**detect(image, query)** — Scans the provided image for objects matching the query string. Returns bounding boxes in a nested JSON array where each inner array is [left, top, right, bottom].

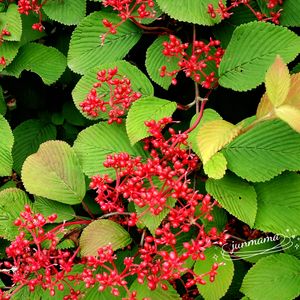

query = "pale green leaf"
[[241, 254, 300, 300], [145, 35, 180, 90], [219, 22, 300, 91], [43, 0, 86, 25], [3, 43, 67, 85], [222, 120, 300, 182], [203, 152, 227, 180], [12, 119, 57, 174], [194, 246, 234, 300], [72, 60, 154, 120], [80, 219, 132, 256], [34, 196, 75, 223], [156, 0, 221, 25], [126, 96, 176, 145], [0, 188, 31, 240], [254, 172, 300, 237], [206, 173, 257, 227], [22, 141, 86, 205], [285, 73, 300, 109], [68, 12, 142, 74], [265, 55, 290, 107], [256, 93, 274, 119], [0, 114, 14, 176], [197, 119, 241, 164], [275, 104, 300, 133], [73, 122, 147, 178]]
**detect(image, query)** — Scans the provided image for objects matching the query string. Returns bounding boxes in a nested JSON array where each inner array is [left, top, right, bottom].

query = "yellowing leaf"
[[265, 56, 290, 107], [197, 120, 241, 164], [256, 93, 275, 120], [275, 105, 300, 133], [284, 73, 300, 109], [203, 152, 227, 179]]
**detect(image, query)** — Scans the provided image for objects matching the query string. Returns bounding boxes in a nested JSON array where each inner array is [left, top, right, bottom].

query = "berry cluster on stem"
[[80, 67, 142, 124], [160, 35, 224, 88]]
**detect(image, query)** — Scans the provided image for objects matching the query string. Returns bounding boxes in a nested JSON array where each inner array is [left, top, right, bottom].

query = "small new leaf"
[[275, 105, 300, 133], [265, 55, 290, 107]]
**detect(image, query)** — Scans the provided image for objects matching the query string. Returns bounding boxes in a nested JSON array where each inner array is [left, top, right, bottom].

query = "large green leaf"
[[156, 0, 221, 25], [206, 173, 257, 227], [126, 97, 177, 145], [203, 152, 227, 180], [68, 12, 142, 74], [145, 35, 180, 90], [222, 120, 300, 182], [80, 219, 132, 256], [12, 119, 57, 174], [240, 254, 300, 300], [130, 280, 181, 300], [194, 246, 234, 300], [34, 196, 75, 223], [219, 22, 300, 91], [0, 114, 14, 176], [43, 0, 86, 25], [254, 172, 300, 237], [22, 141, 86, 205], [72, 60, 154, 120], [73, 122, 147, 178], [0, 4, 22, 41], [0, 188, 31, 240], [3, 43, 67, 85]]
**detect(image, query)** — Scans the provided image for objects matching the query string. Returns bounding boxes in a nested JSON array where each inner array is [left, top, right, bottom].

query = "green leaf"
[[200, 206, 228, 232], [62, 101, 90, 126], [206, 173, 257, 227], [275, 105, 300, 133], [203, 152, 227, 180], [72, 60, 154, 120], [156, 0, 221, 25], [43, 0, 86, 25], [130, 280, 181, 300], [12, 119, 57, 174], [0, 188, 31, 240], [254, 172, 300, 237], [265, 55, 290, 107], [126, 96, 177, 145], [278, 0, 300, 27], [22, 141, 86, 205], [219, 22, 300, 91], [68, 12, 142, 74], [240, 254, 300, 300], [0, 41, 19, 71], [0, 114, 14, 176], [3, 43, 67, 85], [188, 108, 222, 159], [194, 246, 234, 300], [197, 119, 241, 164], [145, 35, 180, 90], [281, 236, 300, 260], [80, 219, 132, 256], [222, 120, 300, 182], [0, 85, 6, 115], [0, 4, 22, 41], [34, 196, 75, 223], [73, 122, 147, 178], [135, 197, 176, 235]]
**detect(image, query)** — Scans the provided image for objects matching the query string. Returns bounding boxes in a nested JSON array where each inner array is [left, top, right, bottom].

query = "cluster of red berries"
[[80, 67, 142, 124], [208, 0, 284, 24], [17, 0, 44, 31], [160, 35, 224, 89], [101, 0, 156, 42]]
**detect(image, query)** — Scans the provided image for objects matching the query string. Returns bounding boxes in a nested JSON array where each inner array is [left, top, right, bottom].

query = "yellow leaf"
[[275, 105, 300, 133], [265, 55, 290, 107], [203, 152, 227, 179], [284, 73, 300, 109], [197, 120, 241, 164], [256, 93, 275, 119]]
